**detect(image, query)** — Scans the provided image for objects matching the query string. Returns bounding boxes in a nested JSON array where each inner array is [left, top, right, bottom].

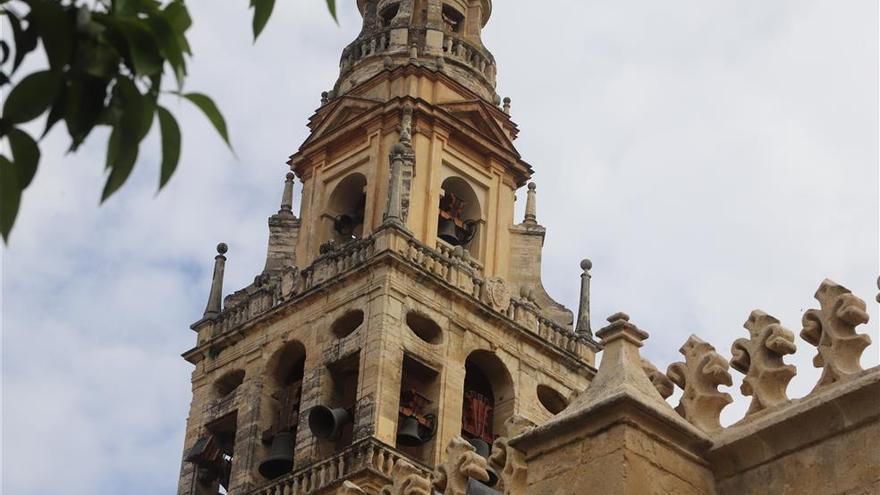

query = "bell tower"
[[177, 2, 598, 494]]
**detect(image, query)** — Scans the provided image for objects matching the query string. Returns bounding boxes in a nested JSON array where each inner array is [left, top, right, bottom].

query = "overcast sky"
[[2, 1, 878, 493]]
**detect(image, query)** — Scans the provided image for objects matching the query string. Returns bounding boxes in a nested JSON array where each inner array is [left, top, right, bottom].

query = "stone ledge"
[[708, 366, 880, 480]]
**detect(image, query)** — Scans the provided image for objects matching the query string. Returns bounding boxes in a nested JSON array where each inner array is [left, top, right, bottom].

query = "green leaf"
[[101, 124, 140, 202], [0, 155, 20, 243], [251, 0, 275, 41], [6, 128, 40, 189], [145, 13, 186, 87], [65, 75, 111, 151], [101, 77, 155, 202], [326, 0, 338, 22], [6, 11, 38, 73], [2, 70, 61, 124], [156, 105, 181, 190], [111, 17, 164, 76], [26, 0, 74, 70], [162, 1, 192, 33], [181, 92, 232, 150]]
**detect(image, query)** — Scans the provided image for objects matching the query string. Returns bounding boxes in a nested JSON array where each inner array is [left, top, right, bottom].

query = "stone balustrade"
[[201, 227, 591, 364], [249, 438, 430, 495], [441, 32, 497, 85], [340, 29, 395, 73]]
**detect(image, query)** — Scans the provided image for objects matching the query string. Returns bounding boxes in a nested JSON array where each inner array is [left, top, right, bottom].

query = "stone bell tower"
[[177, 1, 598, 494]]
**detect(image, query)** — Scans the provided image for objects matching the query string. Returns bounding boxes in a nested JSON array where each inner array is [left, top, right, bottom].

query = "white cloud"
[[2, 0, 877, 492]]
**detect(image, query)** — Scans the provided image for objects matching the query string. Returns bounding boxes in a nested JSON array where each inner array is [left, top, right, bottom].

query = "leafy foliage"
[[0, 0, 338, 244]]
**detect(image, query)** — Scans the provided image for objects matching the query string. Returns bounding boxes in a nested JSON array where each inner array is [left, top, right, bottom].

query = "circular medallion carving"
[[484, 277, 511, 311]]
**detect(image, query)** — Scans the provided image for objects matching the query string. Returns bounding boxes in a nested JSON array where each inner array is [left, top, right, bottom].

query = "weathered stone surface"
[[433, 437, 491, 495]]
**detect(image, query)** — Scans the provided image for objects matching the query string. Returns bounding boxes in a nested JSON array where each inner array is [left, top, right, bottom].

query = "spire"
[[264, 173, 300, 272], [524, 182, 537, 224], [576, 259, 592, 337], [279, 172, 295, 215], [203, 243, 228, 320]]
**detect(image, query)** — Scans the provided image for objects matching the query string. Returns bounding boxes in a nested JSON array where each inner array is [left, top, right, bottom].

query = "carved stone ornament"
[[433, 437, 491, 495], [484, 277, 512, 312], [489, 437, 527, 495], [379, 459, 432, 495], [667, 335, 733, 434], [801, 279, 872, 389], [730, 310, 797, 417], [641, 358, 674, 400], [336, 481, 367, 495]]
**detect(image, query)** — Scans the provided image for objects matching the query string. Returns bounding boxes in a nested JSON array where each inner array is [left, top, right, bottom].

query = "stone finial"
[[409, 43, 419, 60], [489, 437, 527, 494], [523, 182, 537, 224], [575, 259, 593, 337], [321, 91, 330, 105], [502, 97, 511, 115], [203, 243, 228, 319], [279, 172, 295, 215], [379, 459, 432, 495], [667, 335, 733, 434], [730, 310, 797, 417], [801, 279, 872, 389], [641, 358, 674, 399], [433, 437, 491, 495], [337, 481, 367, 495]]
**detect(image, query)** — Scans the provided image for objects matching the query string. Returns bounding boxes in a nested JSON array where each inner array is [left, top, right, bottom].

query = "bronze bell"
[[396, 415, 424, 447], [308, 406, 351, 440], [438, 217, 460, 245], [466, 437, 499, 487], [258, 430, 294, 480]]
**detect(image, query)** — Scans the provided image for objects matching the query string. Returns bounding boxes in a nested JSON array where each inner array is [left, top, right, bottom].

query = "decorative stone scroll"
[[489, 437, 527, 494], [379, 459, 432, 495], [641, 358, 674, 400], [667, 336, 733, 434], [801, 279, 872, 389], [433, 437, 491, 495], [730, 310, 797, 417]]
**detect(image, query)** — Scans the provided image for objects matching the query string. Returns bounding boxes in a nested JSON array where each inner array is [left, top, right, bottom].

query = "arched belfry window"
[[325, 173, 367, 245], [437, 176, 481, 256], [442, 4, 464, 33], [257, 341, 306, 480], [380, 2, 399, 27], [461, 350, 514, 452]]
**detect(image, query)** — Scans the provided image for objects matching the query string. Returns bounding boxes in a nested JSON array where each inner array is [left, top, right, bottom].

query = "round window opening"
[[214, 369, 245, 398], [537, 385, 568, 415], [405, 312, 443, 344], [332, 310, 365, 338]]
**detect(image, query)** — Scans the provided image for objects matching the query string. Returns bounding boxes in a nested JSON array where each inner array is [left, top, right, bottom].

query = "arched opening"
[[213, 369, 245, 399], [258, 341, 306, 480], [331, 310, 365, 339], [310, 352, 360, 458], [405, 311, 443, 344], [442, 4, 464, 33], [537, 385, 568, 415], [380, 2, 399, 27], [461, 350, 514, 449], [324, 173, 367, 245], [395, 355, 440, 465], [437, 177, 481, 257]]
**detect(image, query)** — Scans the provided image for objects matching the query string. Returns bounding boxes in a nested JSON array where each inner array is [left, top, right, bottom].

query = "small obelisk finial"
[[503, 97, 512, 115], [203, 243, 228, 320], [576, 259, 593, 337], [279, 172, 295, 215], [524, 182, 537, 224]]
